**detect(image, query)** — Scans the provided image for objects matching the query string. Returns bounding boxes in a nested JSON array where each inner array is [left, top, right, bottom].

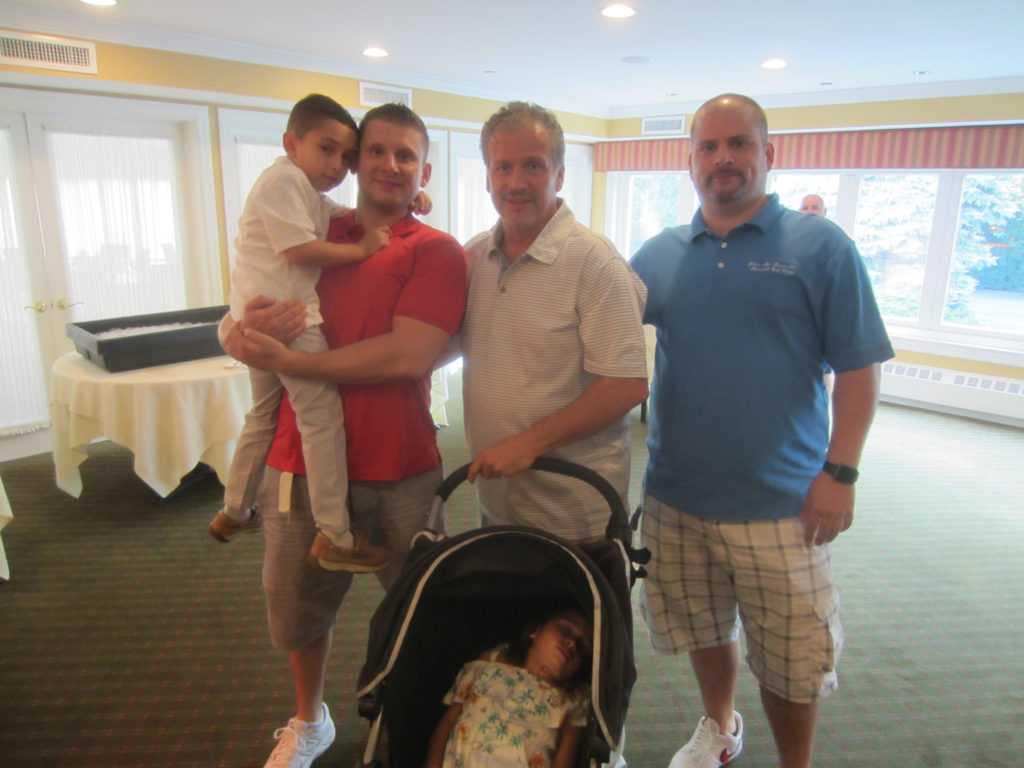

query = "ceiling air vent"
[[0, 29, 97, 74], [641, 115, 686, 136], [359, 81, 413, 109]]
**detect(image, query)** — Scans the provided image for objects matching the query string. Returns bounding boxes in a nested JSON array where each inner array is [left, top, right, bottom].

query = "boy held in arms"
[[210, 93, 426, 573]]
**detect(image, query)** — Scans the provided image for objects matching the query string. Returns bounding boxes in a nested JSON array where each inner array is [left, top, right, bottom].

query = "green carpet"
[[0, 385, 1021, 767]]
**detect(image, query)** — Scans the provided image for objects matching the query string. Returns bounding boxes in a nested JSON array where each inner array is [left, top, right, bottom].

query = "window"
[[48, 129, 187, 318], [449, 130, 492, 245], [945, 173, 1024, 335], [219, 109, 357, 270], [768, 173, 841, 222], [852, 173, 940, 322], [604, 171, 697, 259], [418, 130, 448, 234], [773, 169, 1024, 361], [450, 130, 594, 247], [606, 166, 1024, 363], [561, 142, 595, 228]]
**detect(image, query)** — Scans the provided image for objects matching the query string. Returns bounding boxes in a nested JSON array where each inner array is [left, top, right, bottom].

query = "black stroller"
[[355, 457, 648, 768]]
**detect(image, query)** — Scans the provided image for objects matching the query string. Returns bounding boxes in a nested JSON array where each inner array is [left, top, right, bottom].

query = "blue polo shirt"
[[631, 194, 893, 521]]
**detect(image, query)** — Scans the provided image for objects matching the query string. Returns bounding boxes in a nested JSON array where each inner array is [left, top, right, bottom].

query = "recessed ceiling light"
[[362, 47, 389, 58], [761, 57, 788, 70], [601, 3, 637, 18], [621, 56, 652, 64], [81, 0, 116, 6]]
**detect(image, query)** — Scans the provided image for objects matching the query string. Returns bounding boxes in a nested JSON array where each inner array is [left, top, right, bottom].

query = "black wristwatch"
[[822, 461, 859, 484]]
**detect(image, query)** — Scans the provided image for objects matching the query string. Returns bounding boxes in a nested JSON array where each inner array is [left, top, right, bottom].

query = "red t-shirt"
[[266, 212, 467, 482]]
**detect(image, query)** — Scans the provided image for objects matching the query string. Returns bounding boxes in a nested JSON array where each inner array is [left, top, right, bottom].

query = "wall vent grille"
[[359, 81, 413, 108], [0, 30, 97, 74], [641, 115, 686, 135]]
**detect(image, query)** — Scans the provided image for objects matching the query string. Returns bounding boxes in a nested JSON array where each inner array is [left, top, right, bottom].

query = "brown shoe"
[[308, 532, 390, 573], [208, 508, 262, 542]]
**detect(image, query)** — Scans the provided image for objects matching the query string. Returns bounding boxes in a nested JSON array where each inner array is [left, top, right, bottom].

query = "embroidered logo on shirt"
[[748, 260, 796, 275]]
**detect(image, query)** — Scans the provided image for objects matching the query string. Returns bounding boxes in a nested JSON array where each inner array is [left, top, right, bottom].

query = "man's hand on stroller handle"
[[467, 433, 541, 482]]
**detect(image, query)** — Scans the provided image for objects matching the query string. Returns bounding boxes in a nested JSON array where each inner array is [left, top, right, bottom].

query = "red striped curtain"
[[594, 125, 1024, 172]]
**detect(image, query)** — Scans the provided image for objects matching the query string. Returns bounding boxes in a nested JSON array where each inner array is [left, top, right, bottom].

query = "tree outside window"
[[945, 173, 1024, 335], [853, 173, 939, 321]]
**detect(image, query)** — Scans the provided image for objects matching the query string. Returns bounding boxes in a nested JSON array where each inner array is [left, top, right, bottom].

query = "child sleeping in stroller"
[[423, 609, 594, 768]]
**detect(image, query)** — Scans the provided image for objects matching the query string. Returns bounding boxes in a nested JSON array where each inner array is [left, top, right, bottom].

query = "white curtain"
[[235, 137, 280, 211], [47, 128, 186, 321], [0, 127, 48, 436], [454, 153, 493, 244], [234, 136, 356, 221]]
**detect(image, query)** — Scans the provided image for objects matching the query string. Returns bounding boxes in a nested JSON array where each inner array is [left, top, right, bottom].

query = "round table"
[[50, 352, 253, 498]]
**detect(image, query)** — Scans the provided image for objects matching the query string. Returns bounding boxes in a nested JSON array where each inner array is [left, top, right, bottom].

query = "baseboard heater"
[[880, 362, 1024, 428]]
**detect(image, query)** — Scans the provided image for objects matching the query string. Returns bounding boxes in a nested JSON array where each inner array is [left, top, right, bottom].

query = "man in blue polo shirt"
[[631, 93, 893, 768]]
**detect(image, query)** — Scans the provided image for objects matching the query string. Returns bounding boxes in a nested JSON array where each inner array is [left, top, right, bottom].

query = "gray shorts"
[[639, 494, 842, 703], [260, 465, 443, 651]]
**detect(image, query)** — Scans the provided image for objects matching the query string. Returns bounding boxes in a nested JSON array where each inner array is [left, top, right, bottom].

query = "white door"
[[0, 90, 222, 461]]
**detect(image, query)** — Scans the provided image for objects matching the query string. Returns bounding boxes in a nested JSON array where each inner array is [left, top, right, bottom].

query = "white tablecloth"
[[0, 474, 11, 581], [50, 351, 457, 499], [430, 360, 461, 427], [51, 353, 253, 498]]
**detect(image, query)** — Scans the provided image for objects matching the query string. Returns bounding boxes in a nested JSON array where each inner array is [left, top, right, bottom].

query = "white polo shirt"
[[461, 202, 648, 543], [228, 156, 347, 325]]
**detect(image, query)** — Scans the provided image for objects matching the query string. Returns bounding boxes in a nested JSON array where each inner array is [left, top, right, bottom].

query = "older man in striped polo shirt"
[[461, 101, 649, 544]]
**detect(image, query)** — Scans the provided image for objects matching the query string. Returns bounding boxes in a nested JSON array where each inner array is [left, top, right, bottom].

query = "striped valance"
[[594, 124, 1024, 172]]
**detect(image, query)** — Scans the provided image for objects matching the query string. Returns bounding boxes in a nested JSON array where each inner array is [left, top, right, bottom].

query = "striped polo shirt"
[[461, 202, 648, 543]]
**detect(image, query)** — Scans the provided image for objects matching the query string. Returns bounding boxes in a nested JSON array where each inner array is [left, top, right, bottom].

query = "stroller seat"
[[356, 458, 648, 768]]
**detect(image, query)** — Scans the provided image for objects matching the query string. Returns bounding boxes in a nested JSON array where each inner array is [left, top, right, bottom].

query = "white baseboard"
[[0, 429, 52, 463]]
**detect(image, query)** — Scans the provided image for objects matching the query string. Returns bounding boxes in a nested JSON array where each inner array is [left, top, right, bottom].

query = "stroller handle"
[[434, 456, 633, 546]]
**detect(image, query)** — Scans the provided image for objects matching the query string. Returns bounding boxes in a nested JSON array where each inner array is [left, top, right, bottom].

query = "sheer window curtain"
[[46, 127, 186, 320], [450, 133, 594, 246], [228, 133, 357, 264], [0, 127, 48, 436]]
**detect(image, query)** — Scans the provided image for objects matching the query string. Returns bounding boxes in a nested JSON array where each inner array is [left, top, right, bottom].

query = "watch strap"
[[823, 460, 859, 484]]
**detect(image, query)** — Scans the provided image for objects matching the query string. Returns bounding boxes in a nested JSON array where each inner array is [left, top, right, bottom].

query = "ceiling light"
[[81, 0, 117, 5], [621, 56, 652, 64], [601, 3, 637, 18], [362, 47, 389, 58], [761, 57, 788, 70], [912, 70, 930, 76]]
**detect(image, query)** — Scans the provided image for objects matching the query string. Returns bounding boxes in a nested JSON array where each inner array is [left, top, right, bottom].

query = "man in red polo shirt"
[[225, 103, 466, 768]]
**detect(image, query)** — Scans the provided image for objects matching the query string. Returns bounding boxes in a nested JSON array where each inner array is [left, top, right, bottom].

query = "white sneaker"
[[264, 703, 336, 768], [668, 713, 743, 768]]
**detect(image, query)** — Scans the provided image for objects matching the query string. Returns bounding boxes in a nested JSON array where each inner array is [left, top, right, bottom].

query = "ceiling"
[[4, 0, 1024, 119]]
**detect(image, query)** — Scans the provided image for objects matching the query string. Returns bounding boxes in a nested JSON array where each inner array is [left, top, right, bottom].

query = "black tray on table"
[[65, 305, 229, 373]]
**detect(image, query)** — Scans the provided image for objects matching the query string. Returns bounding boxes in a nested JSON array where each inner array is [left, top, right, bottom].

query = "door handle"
[[57, 298, 85, 310], [24, 301, 48, 312]]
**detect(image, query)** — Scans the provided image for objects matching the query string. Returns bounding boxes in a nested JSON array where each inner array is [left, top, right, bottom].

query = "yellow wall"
[[0, 38, 607, 133], [891, 351, 1022, 379]]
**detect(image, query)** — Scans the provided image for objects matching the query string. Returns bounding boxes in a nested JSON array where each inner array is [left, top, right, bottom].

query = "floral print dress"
[[441, 649, 590, 768]]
